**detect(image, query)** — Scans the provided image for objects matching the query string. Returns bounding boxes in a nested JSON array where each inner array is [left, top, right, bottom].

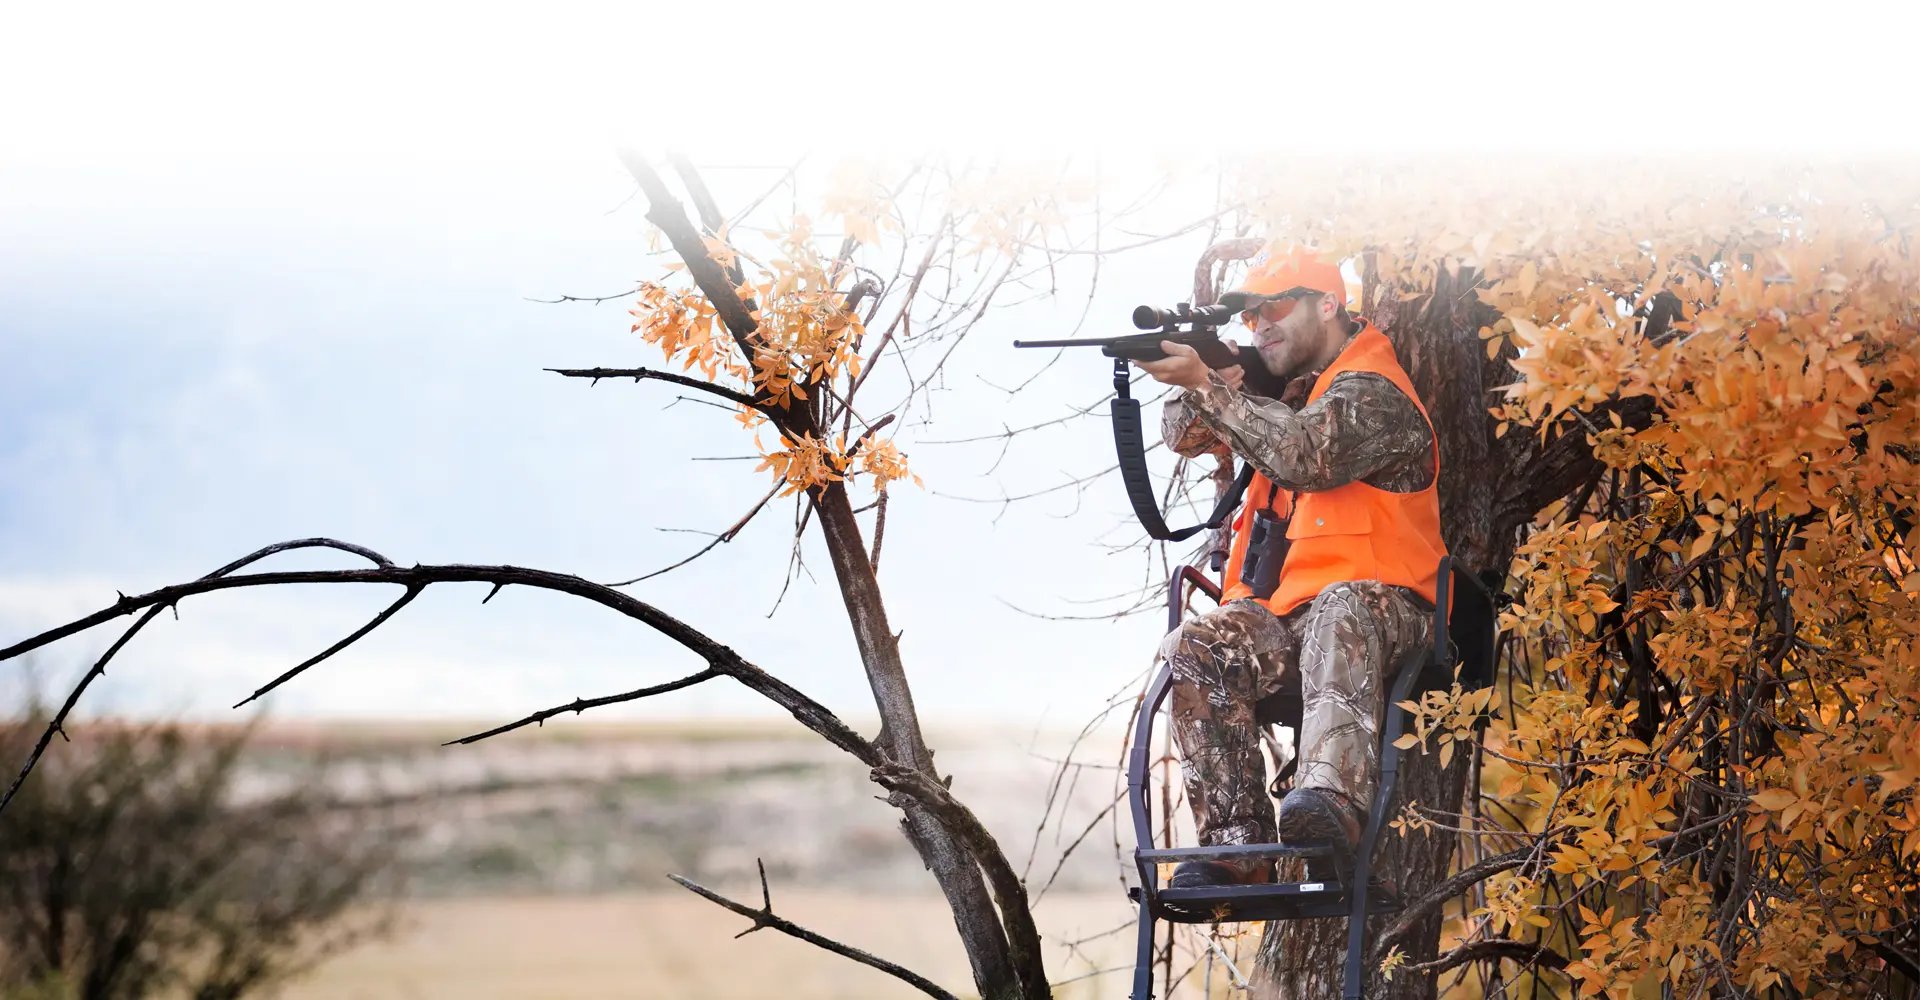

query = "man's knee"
[[1303, 581, 1377, 635], [1302, 580, 1431, 675], [1158, 599, 1265, 663]]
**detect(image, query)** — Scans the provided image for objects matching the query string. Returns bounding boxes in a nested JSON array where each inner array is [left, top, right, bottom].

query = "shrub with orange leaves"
[[1328, 162, 1920, 999]]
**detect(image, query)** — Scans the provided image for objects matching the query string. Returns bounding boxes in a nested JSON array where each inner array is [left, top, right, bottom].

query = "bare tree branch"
[[525, 286, 646, 306], [0, 543, 884, 815], [873, 763, 1050, 1000], [1405, 938, 1570, 976], [606, 483, 783, 586], [546, 366, 762, 411], [446, 669, 722, 745], [846, 214, 950, 408], [233, 584, 423, 708], [725, 156, 807, 232], [1, 537, 393, 812], [1191, 236, 1264, 307], [616, 150, 761, 359], [669, 861, 961, 1000], [668, 154, 730, 244], [1376, 845, 1544, 954]]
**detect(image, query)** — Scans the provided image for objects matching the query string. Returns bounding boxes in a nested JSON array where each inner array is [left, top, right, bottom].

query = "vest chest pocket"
[[1285, 498, 1372, 539]]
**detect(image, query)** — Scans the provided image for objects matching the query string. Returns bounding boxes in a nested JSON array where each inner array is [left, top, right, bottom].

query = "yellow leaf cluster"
[[856, 437, 921, 493], [755, 431, 849, 498], [1346, 161, 1920, 997], [628, 280, 741, 381], [742, 217, 868, 406], [628, 214, 907, 496], [820, 159, 904, 247]]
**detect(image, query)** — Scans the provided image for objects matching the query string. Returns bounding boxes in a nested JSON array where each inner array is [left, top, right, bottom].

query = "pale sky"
[[2, 1, 1912, 728]]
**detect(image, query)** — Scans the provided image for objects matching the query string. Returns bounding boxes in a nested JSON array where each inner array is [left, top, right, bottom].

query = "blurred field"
[[281, 891, 1141, 1000], [232, 719, 1171, 999]]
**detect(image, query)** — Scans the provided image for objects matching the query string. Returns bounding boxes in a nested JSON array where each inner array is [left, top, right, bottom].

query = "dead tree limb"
[[546, 366, 763, 411], [873, 763, 1048, 1000], [447, 669, 724, 745], [0, 543, 883, 813], [1405, 938, 1570, 976], [1374, 845, 1544, 955], [669, 861, 961, 1000]]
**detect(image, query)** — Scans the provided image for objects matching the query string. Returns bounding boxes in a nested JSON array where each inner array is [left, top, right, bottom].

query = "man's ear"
[[1318, 293, 1342, 322]]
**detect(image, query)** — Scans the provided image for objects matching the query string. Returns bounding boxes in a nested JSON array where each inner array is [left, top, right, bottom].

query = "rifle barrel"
[[1011, 338, 1119, 349]]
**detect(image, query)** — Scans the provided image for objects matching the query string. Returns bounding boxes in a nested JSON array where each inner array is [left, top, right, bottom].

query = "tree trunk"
[[809, 480, 1028, 999], [1254, 266, 1524, 1000], [623, 150, 1030, 1000]]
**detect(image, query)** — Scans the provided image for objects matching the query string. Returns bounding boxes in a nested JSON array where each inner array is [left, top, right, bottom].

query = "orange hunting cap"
[[1229, 243, 1347, 306]]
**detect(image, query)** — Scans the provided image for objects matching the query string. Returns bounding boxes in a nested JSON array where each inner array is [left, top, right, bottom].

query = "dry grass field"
[[281, 891, 1142, 1000], [234, 719, 1202, 999]]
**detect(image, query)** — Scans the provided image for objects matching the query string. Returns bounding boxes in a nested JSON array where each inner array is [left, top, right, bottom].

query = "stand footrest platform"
[[1151, 880, 1402, 923], [1137, 842, 1335, 863]]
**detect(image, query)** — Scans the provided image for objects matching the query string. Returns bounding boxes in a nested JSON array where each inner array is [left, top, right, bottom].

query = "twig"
[[445, 669, 721, 744], [1049, 965, 1131, 988], [869, 490, 890, 574], [233, 585, 424, 708], [525, 287, 645, 306], [668, 862, 960, 1000], [606, 483, 782, 586], [547, 366, 761, 411]]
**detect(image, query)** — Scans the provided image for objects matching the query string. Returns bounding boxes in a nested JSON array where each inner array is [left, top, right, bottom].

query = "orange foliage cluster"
[[1349, 164, 1920, 998], [630, 214, 909, 499]]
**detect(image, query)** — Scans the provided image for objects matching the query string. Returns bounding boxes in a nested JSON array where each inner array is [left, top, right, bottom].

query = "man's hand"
[[1134, 341, 1242, 392]]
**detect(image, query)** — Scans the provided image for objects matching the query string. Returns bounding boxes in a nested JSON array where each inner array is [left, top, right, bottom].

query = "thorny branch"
[[0, 539, 883, 814], [669, 861, 961, 1000], [447, 669, 723, 745], [547, 366, 764, 411]]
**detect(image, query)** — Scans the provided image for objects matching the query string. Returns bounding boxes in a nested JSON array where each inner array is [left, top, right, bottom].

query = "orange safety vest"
[[1219, 324, 1447, 616]]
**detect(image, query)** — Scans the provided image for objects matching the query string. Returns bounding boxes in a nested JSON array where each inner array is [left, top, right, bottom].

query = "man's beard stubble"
[[1253, 309, 1326, 381]]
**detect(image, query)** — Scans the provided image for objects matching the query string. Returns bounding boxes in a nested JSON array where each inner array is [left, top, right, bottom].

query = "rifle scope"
[[1132, 301, 1236, 330]]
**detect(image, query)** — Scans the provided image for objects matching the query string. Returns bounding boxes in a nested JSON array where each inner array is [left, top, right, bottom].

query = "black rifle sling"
[[1110, 359, 1253, 541]]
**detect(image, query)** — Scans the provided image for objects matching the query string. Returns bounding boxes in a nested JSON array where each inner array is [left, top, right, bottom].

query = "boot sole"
[[1277, 798, 1358, 882]]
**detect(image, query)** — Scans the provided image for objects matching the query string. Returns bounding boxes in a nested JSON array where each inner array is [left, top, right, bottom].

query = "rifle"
[[1012, 298, 1287, 399], [1013, 298, 1282, 550]]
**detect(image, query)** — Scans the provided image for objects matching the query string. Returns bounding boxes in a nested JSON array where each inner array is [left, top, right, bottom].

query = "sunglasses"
[[1238, 287, 1322, 328]]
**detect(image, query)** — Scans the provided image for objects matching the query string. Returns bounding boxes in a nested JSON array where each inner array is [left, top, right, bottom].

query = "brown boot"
[[1275, 787, 1362, 853], [1168, 858, 1274, 889]]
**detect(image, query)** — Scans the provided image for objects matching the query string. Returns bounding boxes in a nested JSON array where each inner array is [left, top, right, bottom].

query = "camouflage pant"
[[1159, 581, 1433, 846]]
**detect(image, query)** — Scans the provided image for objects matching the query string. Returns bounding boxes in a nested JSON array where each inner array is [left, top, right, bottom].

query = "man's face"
[[1248, 293, 1329, 378]]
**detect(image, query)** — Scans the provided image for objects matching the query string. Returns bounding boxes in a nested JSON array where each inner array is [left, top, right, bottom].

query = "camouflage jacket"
[[1161, 336, 1435, 495]]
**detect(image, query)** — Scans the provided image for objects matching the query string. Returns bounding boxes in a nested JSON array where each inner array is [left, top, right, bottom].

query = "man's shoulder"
[[1323, 370, 1421, 414]]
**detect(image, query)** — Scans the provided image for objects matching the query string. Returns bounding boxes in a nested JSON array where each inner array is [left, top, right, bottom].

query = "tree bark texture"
[[810, 480, 1036, 999], [1253, 265, 1554, 1000]]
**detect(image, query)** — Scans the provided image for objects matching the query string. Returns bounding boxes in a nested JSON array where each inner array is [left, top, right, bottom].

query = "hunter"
[[1136, 244, 1446, 888]]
